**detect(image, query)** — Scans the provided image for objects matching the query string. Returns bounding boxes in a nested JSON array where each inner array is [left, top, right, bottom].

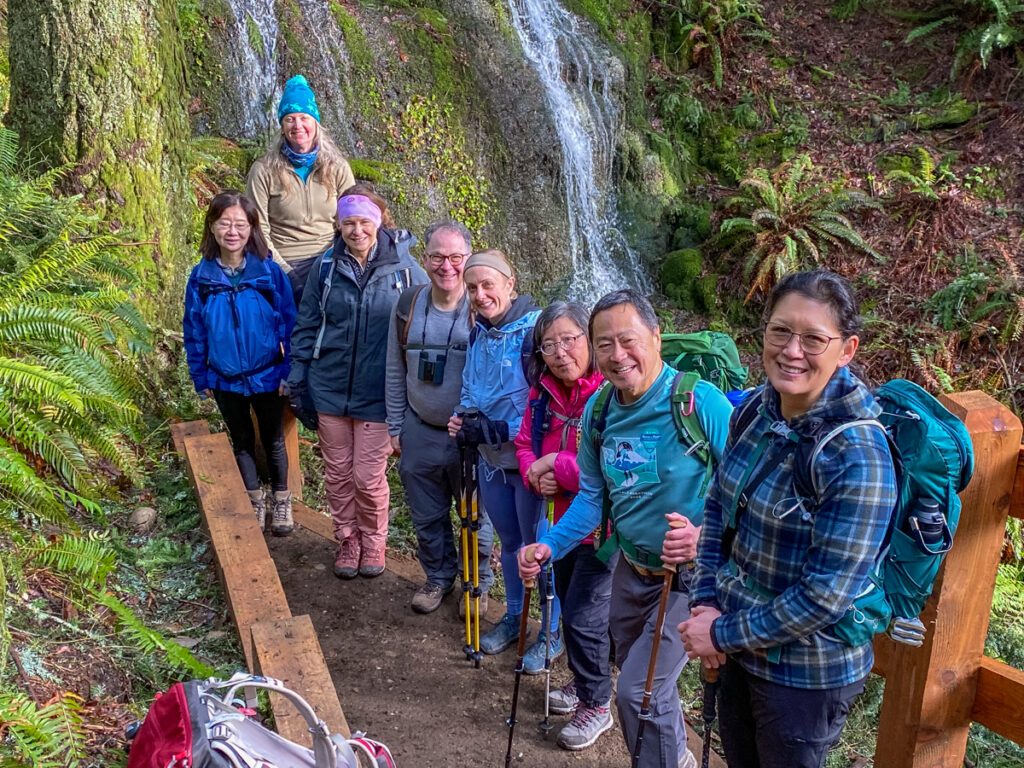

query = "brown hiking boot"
[[359, 546, 386, 578], [333, 537, 361, 579], [458, 593, 489, 620], [247, 489, 266, 532], [411, 582, 453, 614], [270, 490, 293, 536]]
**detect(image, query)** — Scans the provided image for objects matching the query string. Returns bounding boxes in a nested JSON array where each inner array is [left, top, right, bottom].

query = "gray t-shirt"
[[385, 288, 470, 434]]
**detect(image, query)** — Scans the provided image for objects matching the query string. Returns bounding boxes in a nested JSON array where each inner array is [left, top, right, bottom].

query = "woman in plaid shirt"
[[665, 270, 898, 768]]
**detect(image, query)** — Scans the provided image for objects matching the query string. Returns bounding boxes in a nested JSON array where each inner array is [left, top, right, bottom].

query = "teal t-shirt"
[[540, 363, 732, 567]]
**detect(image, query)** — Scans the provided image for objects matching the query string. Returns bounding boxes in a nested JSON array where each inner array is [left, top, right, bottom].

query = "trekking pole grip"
[[522, 544, 538, 589], [665, 518, 688, 574]]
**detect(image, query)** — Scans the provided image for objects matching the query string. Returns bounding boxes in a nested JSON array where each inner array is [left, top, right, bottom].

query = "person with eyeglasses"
[[512, 301, 617, 751], [447, 250, 542, 656], [664, 270, 897, 768], [183, 190, 297, 534], [385, 220, 494, 614]]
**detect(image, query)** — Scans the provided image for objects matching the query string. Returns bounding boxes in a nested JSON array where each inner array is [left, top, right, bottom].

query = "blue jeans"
[[553, 543, 616, 706], [477, 460, 559, 625], [717, 659, 866, 768]]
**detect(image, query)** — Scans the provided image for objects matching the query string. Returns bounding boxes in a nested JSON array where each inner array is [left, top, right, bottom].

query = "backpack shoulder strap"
[[793, 418, 888, 504], [520, 329, 535, 379], [669, 371, 714, 498], [590, 382, 616, 556], [529, 389, 550, 459], [396, 284, 427, 350]]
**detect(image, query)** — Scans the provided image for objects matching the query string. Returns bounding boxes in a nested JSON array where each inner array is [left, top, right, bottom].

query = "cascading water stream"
[[221, 0, 280, 138], [294, 0, 359, 153], [506, 0, 651, 303]]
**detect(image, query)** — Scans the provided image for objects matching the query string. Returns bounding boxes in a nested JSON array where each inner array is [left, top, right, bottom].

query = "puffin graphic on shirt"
[[602, 432, 660, 489]]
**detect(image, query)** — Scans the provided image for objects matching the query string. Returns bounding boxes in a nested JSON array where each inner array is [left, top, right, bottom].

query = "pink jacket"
[[514, 369, 605, 531]]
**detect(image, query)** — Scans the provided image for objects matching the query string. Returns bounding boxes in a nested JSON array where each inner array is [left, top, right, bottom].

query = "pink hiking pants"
[[317, 414, 391, 552]]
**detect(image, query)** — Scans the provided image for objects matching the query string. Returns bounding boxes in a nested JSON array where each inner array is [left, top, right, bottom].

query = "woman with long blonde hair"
[[247, 75, 355, 301]]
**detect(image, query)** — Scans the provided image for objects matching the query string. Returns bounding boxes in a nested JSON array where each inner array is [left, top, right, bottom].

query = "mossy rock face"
[[662, 248, 703, 310]]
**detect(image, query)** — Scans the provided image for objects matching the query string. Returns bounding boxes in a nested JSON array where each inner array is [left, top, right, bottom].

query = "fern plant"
[[669, 0, 767, 88], [0, 690, 86, 768], [882, 147, 958, 201], [0, 127, 148, 529], [905, 0, 1024, 78], [714, 154, 881, 300]]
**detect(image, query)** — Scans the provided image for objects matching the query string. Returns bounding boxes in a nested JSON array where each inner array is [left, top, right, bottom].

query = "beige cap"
[[464, 249, 513, 278]]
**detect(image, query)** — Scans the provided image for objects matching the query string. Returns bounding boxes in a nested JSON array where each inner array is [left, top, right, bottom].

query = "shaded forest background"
[[0, 1, 1022, 766]]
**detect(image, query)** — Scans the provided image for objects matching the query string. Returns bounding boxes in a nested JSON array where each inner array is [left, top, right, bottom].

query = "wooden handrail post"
[[873, 391, 1022, 767]]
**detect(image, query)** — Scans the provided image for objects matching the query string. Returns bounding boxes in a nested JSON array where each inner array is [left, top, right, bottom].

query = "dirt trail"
[[268, 525, 716, 767]]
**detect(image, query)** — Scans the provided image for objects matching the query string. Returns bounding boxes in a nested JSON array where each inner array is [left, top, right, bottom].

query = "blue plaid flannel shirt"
[[692, 366, 897, 689]]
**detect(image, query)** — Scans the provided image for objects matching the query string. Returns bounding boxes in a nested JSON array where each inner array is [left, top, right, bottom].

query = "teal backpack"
[[660, 331, 748, 394], [728, 379, 974, 648], [589, 332, 748, 568]]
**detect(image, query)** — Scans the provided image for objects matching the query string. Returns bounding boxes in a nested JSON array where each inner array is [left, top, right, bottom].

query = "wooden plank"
[[170, 419, 209, 454], [183, 432, 291, 669], [972, 656, 1024, 746], [251, 615, 350, 746], [283, 409, 303, 498], [1010, 447, 1024, 520], [874, 391, 1022, 768], [293, 499, 335, 542]]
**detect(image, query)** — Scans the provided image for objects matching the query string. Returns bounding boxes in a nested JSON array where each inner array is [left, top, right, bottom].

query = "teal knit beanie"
[[278, 75, 320, 123]]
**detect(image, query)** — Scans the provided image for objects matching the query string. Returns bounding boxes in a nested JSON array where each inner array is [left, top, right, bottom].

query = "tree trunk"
[[7, 0, 192, 323]]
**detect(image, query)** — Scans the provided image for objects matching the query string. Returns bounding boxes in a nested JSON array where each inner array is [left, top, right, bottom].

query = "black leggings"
[[213, 390, 289, 492]]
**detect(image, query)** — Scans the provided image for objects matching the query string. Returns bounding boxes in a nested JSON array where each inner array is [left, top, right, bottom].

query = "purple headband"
[[337, 194, 382, 228]]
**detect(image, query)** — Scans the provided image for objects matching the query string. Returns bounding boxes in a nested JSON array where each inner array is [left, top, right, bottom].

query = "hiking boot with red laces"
[[359, 546, 385, 578], [556, 700, 613, 751], [333, 537, 361, 579]]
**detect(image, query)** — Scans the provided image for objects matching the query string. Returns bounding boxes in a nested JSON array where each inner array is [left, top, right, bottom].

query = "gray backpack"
[[127, 672, 395, 768]]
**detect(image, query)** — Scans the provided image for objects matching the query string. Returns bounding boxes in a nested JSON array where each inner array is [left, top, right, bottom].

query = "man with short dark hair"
[[386, 221, 493, 614], [520, 290, 732, 768]]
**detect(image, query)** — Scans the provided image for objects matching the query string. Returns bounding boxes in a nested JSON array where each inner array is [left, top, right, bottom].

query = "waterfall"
[[218, 1, 356, 152], [506, 0, 650, 303], [293, 1, 359, 154], [221, 0, 280, 139]]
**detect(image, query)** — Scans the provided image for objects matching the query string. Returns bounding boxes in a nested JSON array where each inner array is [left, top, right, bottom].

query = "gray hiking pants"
[[611, 558, 691, 768], [398, 411, 493, 592]]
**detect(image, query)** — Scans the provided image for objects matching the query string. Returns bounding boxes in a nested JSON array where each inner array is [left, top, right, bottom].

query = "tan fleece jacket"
[[246, 155, 355, 270]]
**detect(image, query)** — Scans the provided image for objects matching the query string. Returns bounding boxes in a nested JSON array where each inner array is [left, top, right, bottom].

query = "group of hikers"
[[182, 75, 905, 768]]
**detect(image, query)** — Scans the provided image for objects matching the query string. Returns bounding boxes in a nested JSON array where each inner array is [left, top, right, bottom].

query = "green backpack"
[[660, 331, 748, 394]]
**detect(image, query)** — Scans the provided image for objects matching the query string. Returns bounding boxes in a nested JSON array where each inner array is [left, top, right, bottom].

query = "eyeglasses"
[[426, 252, 468, 266], [763, 323, 841, 356], [539, 332, 586, 356], [214, 220, 251, 233]]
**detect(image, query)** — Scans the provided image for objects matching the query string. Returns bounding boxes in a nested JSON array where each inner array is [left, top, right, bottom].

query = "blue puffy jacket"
[[459, 295, 541, 469], [183, 255, 297, 396]]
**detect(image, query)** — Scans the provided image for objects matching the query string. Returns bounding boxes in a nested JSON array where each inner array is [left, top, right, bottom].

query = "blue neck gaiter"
[[282, 143, 319, 182]]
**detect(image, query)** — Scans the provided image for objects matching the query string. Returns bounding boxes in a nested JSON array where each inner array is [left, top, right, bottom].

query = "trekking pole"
[[631, 518, 686, 768], [467, 453, 484, 667], [701, 666, 720, 768], [539, 498, 556, 737], [505, 545, 537, 767], [456, 433, 474, 663]]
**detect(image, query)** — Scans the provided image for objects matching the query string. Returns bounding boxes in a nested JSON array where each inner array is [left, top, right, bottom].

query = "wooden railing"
[[871, 391, 1024, 767]]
